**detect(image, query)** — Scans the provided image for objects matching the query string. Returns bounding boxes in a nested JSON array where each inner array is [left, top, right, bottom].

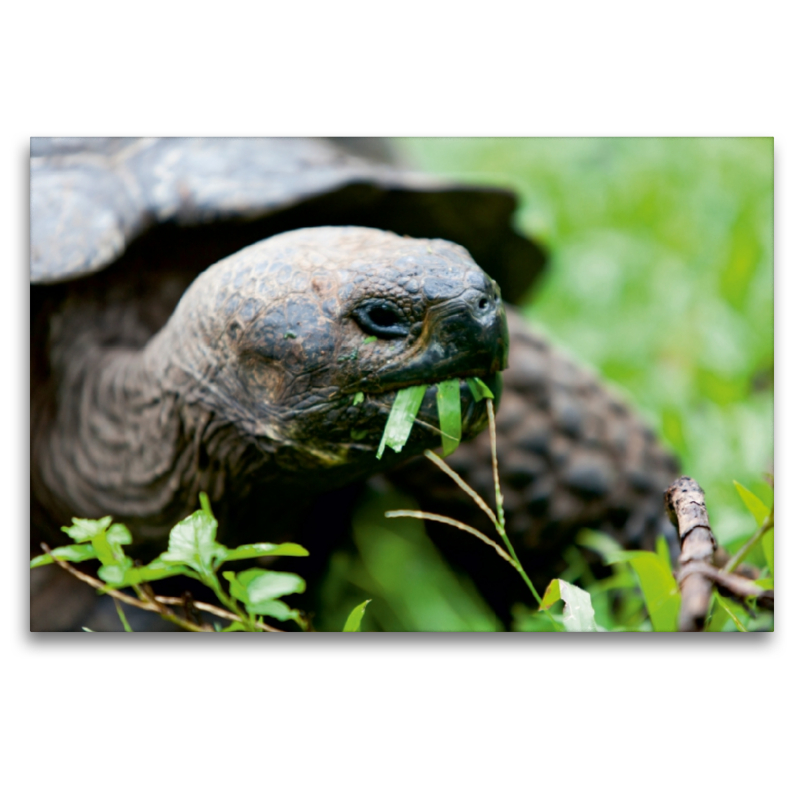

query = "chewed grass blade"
[[436, 379, 462, 456], [466, 376, 494, 401], [376, 384, 428, 459]]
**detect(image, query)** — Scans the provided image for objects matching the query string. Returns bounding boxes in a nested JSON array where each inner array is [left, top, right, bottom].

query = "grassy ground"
[[324, 138, 774, 631]]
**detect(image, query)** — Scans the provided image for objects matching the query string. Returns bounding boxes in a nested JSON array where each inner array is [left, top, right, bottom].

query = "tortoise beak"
[[367, 288, 509, 390]]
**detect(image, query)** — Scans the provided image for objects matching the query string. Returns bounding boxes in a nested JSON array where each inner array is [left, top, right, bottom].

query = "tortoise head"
[[152, 226, 508, 476]]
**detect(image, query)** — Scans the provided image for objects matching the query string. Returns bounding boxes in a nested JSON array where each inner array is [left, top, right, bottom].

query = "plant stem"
[[39, 543, 280, 632], [723, 509, 774, 574], [202, 572, 258, 632], [486, 400, 546, 609]]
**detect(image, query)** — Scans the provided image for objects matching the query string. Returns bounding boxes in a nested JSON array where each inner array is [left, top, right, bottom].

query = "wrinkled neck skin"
[[35, 301, 277, 543], [35, 271, 398, 544]]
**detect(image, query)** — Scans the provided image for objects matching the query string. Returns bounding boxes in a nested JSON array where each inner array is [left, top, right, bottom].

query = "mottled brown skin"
[[31, 227, 508, 547]]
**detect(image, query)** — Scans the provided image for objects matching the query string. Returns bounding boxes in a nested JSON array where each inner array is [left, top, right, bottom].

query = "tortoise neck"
[[35, 332, 249, 542]]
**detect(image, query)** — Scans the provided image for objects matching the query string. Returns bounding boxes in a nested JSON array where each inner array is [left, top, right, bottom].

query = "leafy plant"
[[31, 493, 370, 632]]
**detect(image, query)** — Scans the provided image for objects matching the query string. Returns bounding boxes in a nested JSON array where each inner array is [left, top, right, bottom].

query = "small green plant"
[[30, 493, 370, 632]]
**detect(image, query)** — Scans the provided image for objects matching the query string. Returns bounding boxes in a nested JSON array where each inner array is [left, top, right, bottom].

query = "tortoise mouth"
[[344, 370, 502, 455], [359, 370, 502, 408]]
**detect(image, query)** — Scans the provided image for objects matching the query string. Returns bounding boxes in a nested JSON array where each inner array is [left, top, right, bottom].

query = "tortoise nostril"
[[478, 296, 490, 311]]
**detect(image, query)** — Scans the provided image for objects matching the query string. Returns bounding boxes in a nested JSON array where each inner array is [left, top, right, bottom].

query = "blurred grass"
[[398, 137, 773, 544]]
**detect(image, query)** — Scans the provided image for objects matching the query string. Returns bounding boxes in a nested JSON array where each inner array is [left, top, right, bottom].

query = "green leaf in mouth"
[[372, 376, 494, 460], [466, 376, 494, 401], [376, 384, 428, 459], [436, 379, 462, 456]]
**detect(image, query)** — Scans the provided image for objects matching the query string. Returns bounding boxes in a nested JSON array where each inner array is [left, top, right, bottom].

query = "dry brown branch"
[[664, 477, 773, 631], [678, 562, 773, 611], [665, 477, 718, 631], [39, 544, 281, 632]]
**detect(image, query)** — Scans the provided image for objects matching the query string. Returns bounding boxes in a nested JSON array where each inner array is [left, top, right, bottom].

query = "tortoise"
[[30, 137, 678, 630]]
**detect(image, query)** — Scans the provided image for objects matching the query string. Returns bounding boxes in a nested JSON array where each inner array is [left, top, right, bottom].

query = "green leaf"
[[61, 516, 113, 543], [224, 569, 303, 620], [605, 551, 680, 632], [102, 556, 191, 588], [221, 621, 248, 632], [540, 579, 600, 632], [248, 599, 299, 620], [655, 534, 672, 571], [225, 568, 306, 604], [363, 336, 377, 345], [715, 593, 748, 632], [162, 507, 226, 574], [436, 379, 462, 456], [575, 529, 622, 560], [762, 527, 774, 576], [91, 523, 133, 567], [376, 384, 427, 459], [352, 391, 365, 406], [30, 543, 97, 568], [343, 600, 371, 632], [223, 542, 310, 561], [465, 376, 494, 401], [733, 480, 770, 526], [705, 594, 730, 632], [98, 564, 130, 584]]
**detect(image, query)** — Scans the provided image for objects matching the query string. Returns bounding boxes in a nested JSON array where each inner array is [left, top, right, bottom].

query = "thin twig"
[[385, 510, 516, 565], [486, 400, 545, 607], [152, 595, 282, 632], [39, 544, 281, 632], [724, 509, 774, 574], [679, 562, 773, 611], [422, 449, 499, 529]]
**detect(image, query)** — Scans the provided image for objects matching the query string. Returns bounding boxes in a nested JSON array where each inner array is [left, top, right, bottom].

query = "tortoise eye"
[[352, 300, 409, 339]]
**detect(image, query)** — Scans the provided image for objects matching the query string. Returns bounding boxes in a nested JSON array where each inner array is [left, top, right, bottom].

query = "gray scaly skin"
[[32, 226, 508, 546]]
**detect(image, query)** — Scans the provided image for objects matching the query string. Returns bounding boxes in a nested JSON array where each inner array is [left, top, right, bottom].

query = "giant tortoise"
[[30, 137, 678, 630]]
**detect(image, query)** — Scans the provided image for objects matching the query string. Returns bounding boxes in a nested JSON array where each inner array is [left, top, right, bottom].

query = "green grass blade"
[[605, 551, 680, 632], [342, 599, 371, 632], [114, 599, 134, 632], [733, 480, 770, 526], [436, 379, 462, 456], [714, 593, 748, 632], [465, 376, 494, 401], [376, 384, 428, 459]]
